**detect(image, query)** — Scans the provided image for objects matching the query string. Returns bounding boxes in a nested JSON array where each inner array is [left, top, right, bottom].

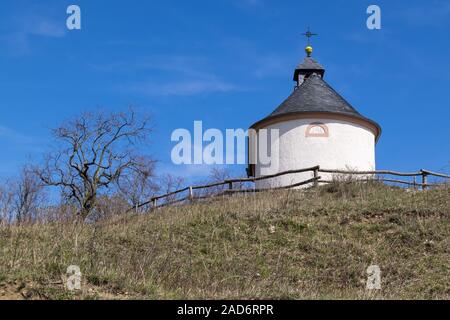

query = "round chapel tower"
[[248, 45, 381, 188]]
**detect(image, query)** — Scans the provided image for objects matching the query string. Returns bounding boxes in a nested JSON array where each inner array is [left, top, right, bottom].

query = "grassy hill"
[[0, 181, 449, 300]]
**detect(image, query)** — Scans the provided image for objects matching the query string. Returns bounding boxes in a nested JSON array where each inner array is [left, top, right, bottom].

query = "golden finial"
[[302, 27, 317, 57]]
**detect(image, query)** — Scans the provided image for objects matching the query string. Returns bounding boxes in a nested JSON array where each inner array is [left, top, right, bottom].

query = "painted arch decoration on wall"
[[305, 122, 329, 137]]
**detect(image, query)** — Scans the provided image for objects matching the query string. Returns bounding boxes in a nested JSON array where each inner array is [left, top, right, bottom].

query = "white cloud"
[[91, 55, 215, 79], [0, 125, 45, 153], [232, 0, 265, 9], [0, 125, 35, 144], [399, 1, 450, 26], [11, 7, 65, 38], [0, 9, 65, 55], [100, 55, 242, 96], [26, 19, 65, 38], [129, 80, 238, 96], [253, 54, 290, 78]]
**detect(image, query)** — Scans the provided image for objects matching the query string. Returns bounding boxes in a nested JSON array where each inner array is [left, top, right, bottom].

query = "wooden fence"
[[134, 166, 450, 211]]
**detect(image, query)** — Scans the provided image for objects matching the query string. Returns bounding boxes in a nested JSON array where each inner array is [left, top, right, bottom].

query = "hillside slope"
[[0, 182, 449, 300]]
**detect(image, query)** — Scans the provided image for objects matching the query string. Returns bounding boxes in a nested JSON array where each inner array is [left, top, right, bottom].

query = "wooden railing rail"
[[133, 166, 449, 211]]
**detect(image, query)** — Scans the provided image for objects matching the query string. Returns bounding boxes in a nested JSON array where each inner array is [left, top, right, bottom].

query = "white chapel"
[[247, 39, 381, 188]]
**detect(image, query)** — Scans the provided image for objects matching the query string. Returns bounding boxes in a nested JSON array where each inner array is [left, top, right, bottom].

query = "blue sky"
[[0, 0, 449, 183]]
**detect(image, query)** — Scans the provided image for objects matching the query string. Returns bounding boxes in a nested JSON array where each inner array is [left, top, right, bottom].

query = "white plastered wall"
[[254, 117, 376, 188]]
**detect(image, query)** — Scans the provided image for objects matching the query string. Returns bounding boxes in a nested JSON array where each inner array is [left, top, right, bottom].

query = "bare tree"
[[116, 156, 159, 211], [37, 108, 153, 219], [0, 166, 46, 225], [91, 194, 130, 221], [11, 166, 46, 224], [158, 174, 185, 204], [200, 167, 244, 196], [209, 167, 232, 183], [0, 182, 14, 226]]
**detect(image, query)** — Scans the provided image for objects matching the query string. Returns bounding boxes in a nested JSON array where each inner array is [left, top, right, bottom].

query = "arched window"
[[306, 122, 329, 137]]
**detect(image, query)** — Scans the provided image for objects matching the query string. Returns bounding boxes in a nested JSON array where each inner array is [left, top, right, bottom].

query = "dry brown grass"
[[0, 182, 449, 300]]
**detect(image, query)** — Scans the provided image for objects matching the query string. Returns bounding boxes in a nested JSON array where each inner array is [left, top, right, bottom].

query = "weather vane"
[[302, 27, 317, 57], [302, 27, 317, 46]]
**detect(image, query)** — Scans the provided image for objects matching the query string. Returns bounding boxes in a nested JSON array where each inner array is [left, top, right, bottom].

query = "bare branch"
[[36, 108, 154, 219]]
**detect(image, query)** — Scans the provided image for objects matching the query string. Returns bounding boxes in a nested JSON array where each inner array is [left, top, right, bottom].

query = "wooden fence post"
[[421, 170, 428, 190], [313, 166, 319, 187], [189, 186, 193, 201], [152, 198, 157, 209], [228, 181, 233, 191]]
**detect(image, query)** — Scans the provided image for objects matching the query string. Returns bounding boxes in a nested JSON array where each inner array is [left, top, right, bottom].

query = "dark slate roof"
[[272, 74, 360, 117], [251, 73, 381, 139], [293, 57, 325, 80], [296, 57, 324, 71]]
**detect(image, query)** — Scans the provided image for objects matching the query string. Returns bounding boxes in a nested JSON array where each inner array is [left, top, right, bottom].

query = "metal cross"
[[302, 27, 318, 46]]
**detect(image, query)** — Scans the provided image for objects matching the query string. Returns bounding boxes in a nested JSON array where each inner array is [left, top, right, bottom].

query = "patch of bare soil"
[[0, 281, 39, 300], [0, 281, 132, 300]]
